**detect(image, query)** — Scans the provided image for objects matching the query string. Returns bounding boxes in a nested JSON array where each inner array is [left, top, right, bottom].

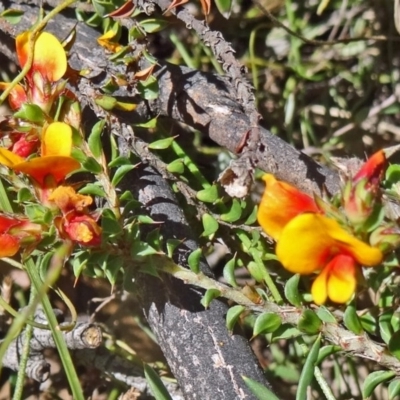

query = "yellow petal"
[[312, 254, 356, 305], [97, 30, 122, 53], [0, 148, 25, 167], [16, 32, 67, 82], [327, 268, 356, 304], [41, 122, 72, 157], [311, 266, 329, 305], [276, 214, 382, 274], [257, 174, 318, 240]]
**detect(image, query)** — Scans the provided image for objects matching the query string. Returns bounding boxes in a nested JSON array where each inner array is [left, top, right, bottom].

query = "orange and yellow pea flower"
[[0, 31, 67, 111], [0, 122, 80, 187], [49, 186, 102, 246], [0, 215, 42, 257], [257, 174, 383, 305]]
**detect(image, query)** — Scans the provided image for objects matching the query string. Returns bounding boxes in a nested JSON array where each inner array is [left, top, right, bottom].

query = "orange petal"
[[257, 174, 319, 240], [49, 186, 92, 213], [16, 31, 67, 82], [41, 122, 73, 157], [65, 214, 102, 245], [0, 234, 20, 257], [0, 215, 22, 232], [14, 156, 80, 186], [0, 148, 25, 167], [0, 82, 27, 110], [353, 150, 386, 184], [276, 214, 382, 274]]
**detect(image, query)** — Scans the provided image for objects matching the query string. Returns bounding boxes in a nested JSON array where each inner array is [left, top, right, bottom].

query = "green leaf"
[[82, 157, 103, 174], [103, 255, 123, 286], [0, 9, 24, 24], [359, 312, 376, 334], [392, 312, 400, 332], [200, 288, 221, 309], [131, 241, 158, 258], [95, 95, 117, 110], [271, 324, 301, 341], [284, 274, 302, 307], [167, 159, 185, 174], [389, 379, 400, 400], [134, 117, 158, 128], [25, 204, 50, 224], [215, 0, 232, 17], [244, 205, 258, 225], [242, 376, 280, 400], [221, 199, 242, 222], [166, 239, 182, 258], [140, 18, 169, 33], [108, 156, 132, 168], [143, 363, 173, 400], [101, 209, 122, 236], [379, 311, 394, 345], [88, 120, 105, 159], [316, 306, 337, 324], [343, 302, 363, 334], [148, 137, 176, 150], [316, 345, 341, 365], [247, 261, 266, 283], [196, 185, 219, 203], [388, 330, 400, 360], [296, 335, 321, 400], [14, 103, 45, 123], [253, 313, 282, 336], [201, 213, 219, 237], [223, 256, 238, 288], [386, 164, 400, 184], [17, 187, 33, 202], [137, 75, 159, 100], [111, 165, 135, 186], [188, 248, 202, 273], [226, 305, 245, 331], [362, 370, 396, 399], [79, 183, 106, 197], [298, 310, 322, 334]]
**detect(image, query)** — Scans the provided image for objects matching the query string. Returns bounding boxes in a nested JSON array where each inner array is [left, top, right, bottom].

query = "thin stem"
[[12, 290, 35, 400], [26, 258, 84, 400]]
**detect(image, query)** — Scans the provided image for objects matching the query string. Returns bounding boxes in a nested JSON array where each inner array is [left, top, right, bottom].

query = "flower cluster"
[[257, 152, 389, 305], [0, 30, 102, 257]]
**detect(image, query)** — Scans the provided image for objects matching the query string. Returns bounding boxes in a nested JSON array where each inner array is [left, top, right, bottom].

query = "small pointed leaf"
[[296, 335, 321, 400], [201, 213, 219, 237], [242, 376, 280, 400], [188, 248, 202, 273], [197, 185, 219, 203], [298, 310, 322, 334], [200, 288, 221, 309], [148, 137, 176, 150], [362, 370, 396, 399], [143, 363, 173, 400], [284, 274, 302, 307], [253, 312, 282, 336], [344, 303, 363, 334], [226, 305, 245, 331]]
